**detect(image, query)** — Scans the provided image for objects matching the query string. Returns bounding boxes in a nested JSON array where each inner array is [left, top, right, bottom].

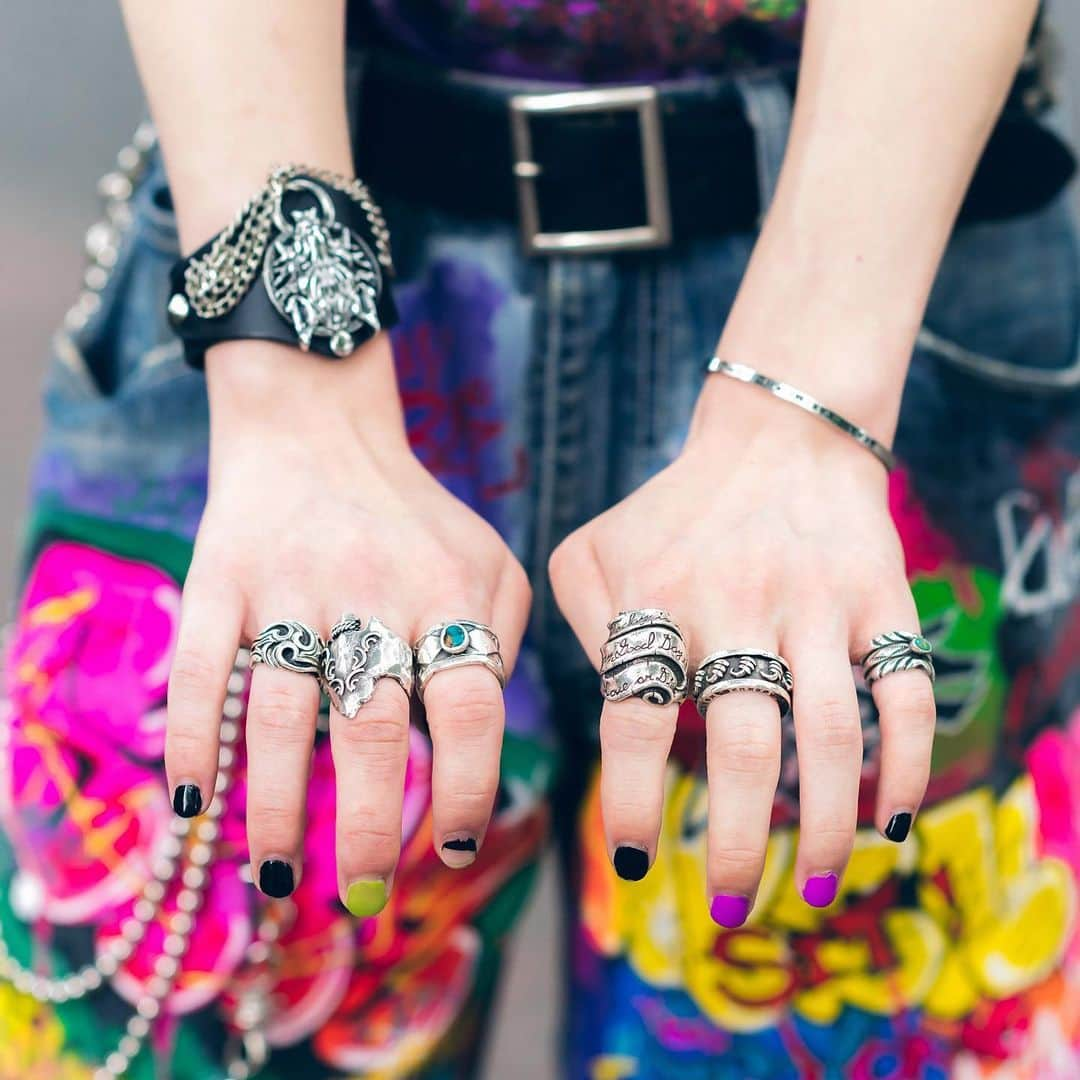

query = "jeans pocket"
[[46, 153, 191, 414], [916, 189, 1080, 395]]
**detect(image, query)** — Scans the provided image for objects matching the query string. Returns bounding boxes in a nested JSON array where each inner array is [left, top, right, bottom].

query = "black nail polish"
[[258, 859, 295, 898], [613, 846, 650, 882], [885, 812, 912, 843], [172, 784, 203, 818], [442, 837, 477, 853]]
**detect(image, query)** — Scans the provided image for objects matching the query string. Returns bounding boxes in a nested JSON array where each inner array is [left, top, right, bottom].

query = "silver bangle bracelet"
[[706, 358, 897, 471]]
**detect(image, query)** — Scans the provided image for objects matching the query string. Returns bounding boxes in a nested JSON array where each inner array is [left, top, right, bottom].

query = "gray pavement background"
[[2, 4, 1080, 1079]]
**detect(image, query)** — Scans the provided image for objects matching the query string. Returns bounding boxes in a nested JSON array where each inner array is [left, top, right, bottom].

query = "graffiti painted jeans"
[[1, 72, 1079, 1079]]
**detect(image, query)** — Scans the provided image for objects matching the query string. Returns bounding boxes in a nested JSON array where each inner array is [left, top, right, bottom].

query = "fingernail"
[[257, 859, 295, 898], [884, 811, 913, 843], [344, 878, 388, 917], [441, 836, 478, 869], [172, 783, 203, 819], [612, 845, 650, 882], [802, 872, 838, 908], [709, 893, 751, 928]]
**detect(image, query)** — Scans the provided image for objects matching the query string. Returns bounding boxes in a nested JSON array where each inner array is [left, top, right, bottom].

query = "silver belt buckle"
[[509, 86, 672, 256]]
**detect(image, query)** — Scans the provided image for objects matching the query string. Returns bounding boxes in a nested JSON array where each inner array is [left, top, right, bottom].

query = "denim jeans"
[[1, 70, 1079, 1079]]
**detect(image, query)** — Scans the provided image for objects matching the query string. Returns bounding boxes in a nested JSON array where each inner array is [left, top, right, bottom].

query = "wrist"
[[205, 335, 410, 453]]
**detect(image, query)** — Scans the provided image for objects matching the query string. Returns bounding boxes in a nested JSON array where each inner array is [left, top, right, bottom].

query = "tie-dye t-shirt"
[[362, 0, 806, 81]]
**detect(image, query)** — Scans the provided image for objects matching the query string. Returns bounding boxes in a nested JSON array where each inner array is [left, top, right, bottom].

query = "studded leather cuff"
[[166, 167, 397, 369]]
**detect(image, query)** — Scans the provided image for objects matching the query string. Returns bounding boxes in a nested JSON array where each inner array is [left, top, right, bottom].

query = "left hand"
[[548, 377, 936, 921]]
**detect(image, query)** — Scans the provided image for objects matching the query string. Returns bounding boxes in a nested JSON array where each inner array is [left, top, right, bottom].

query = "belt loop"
[[733, 74, 794, 224]]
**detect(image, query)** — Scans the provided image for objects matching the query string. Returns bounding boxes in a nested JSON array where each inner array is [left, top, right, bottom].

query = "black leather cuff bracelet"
[[166, 167, 398, 369]]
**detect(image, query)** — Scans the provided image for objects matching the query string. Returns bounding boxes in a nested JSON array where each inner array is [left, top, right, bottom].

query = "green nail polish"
[[345, 878, 388, 917]]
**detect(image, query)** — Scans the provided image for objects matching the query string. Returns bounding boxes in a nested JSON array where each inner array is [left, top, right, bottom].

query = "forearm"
[[120, 1, 406, 445], [120, 0, 353, 252], [699, 0, 1039, 445]]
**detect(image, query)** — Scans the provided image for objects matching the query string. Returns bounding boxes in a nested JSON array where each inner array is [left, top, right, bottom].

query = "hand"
[[164, 336, 529, 912], [548, 377, 935, 922]]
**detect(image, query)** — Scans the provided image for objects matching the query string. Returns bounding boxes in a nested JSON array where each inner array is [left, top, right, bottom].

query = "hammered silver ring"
[[860, 630, 935, 687], [321, 612, 414, 719], [692, 649, 794, 718], [414, 620, 506, 702], [249, 620, 325, 678], [600, 609, 689, 707]]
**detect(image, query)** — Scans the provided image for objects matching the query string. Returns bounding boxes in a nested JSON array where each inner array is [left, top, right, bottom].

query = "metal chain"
[[184, 164, 394, 320]]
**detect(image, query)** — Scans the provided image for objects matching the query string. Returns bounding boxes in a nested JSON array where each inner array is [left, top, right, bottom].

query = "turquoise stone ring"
[[414, 619, 506, 702], [860, 630, 936, 687]]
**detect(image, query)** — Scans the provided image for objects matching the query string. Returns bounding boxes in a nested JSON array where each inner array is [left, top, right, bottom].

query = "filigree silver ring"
[[249, 620, 325, 678], [321, 613, 414, 719]]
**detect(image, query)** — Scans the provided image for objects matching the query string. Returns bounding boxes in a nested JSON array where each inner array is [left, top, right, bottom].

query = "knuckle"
[[165, 725, 212, 767], [169, 649, 219, 700], [600, 708, 675, 753], [337, 704, 410, 752], [548, 532, 588, 590], [338, 822, 400, 864], [427, 682, 500, 741], [248, 690, 314, 745], [806, 699, 862, 755], [711, 706, 780, 774], [247, 802, 301, 844], [709, 846, 765, 883], [501, 558, 532, 605], [802, 823, 855, 858]]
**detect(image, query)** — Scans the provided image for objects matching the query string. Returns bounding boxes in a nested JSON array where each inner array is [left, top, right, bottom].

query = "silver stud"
[[167, 293, 190, 326], [223, 696, 244, 720], [330, 330, 354, 357]]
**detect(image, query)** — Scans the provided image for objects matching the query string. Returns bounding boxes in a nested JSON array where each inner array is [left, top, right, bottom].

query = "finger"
[[166, 565, 244, 820], [490, 557, 531, 677], [786, 627, 862, 909], [599, 695, 678, 883], [244, 616, 321, 899], [330, 676, 411, 917], [854, 597, 937, 844], [423, 661, 505, 869], [704, 687, 782, 928], [548, 533, 612, 668]]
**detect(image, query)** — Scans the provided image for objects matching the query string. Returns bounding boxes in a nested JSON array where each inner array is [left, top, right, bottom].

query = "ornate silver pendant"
[[263, 177, 382, 357]]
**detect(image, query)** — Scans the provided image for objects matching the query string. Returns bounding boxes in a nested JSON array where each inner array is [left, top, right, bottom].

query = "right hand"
[[164, 335, 530, 914]]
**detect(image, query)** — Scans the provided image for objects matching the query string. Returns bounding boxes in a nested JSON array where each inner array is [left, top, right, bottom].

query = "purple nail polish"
[[709, 893, 750, 928], [802, 872, 838, 908]]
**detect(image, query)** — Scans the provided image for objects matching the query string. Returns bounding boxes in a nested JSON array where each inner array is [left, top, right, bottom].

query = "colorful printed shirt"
[[360, 0, 806, 80]]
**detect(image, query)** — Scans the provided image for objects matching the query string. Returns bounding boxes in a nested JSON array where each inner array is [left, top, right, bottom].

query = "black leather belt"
[[353, 46, 1075, 257]]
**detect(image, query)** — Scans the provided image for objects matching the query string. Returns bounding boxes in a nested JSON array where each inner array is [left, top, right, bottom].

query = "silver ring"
[[322, 612, 414, 718], [414, 620, 506, 702], [250, 620, 325, 677], [861, 631, 935, 687], [600, 609, 689, 706], [692, 649, 793, 718]]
